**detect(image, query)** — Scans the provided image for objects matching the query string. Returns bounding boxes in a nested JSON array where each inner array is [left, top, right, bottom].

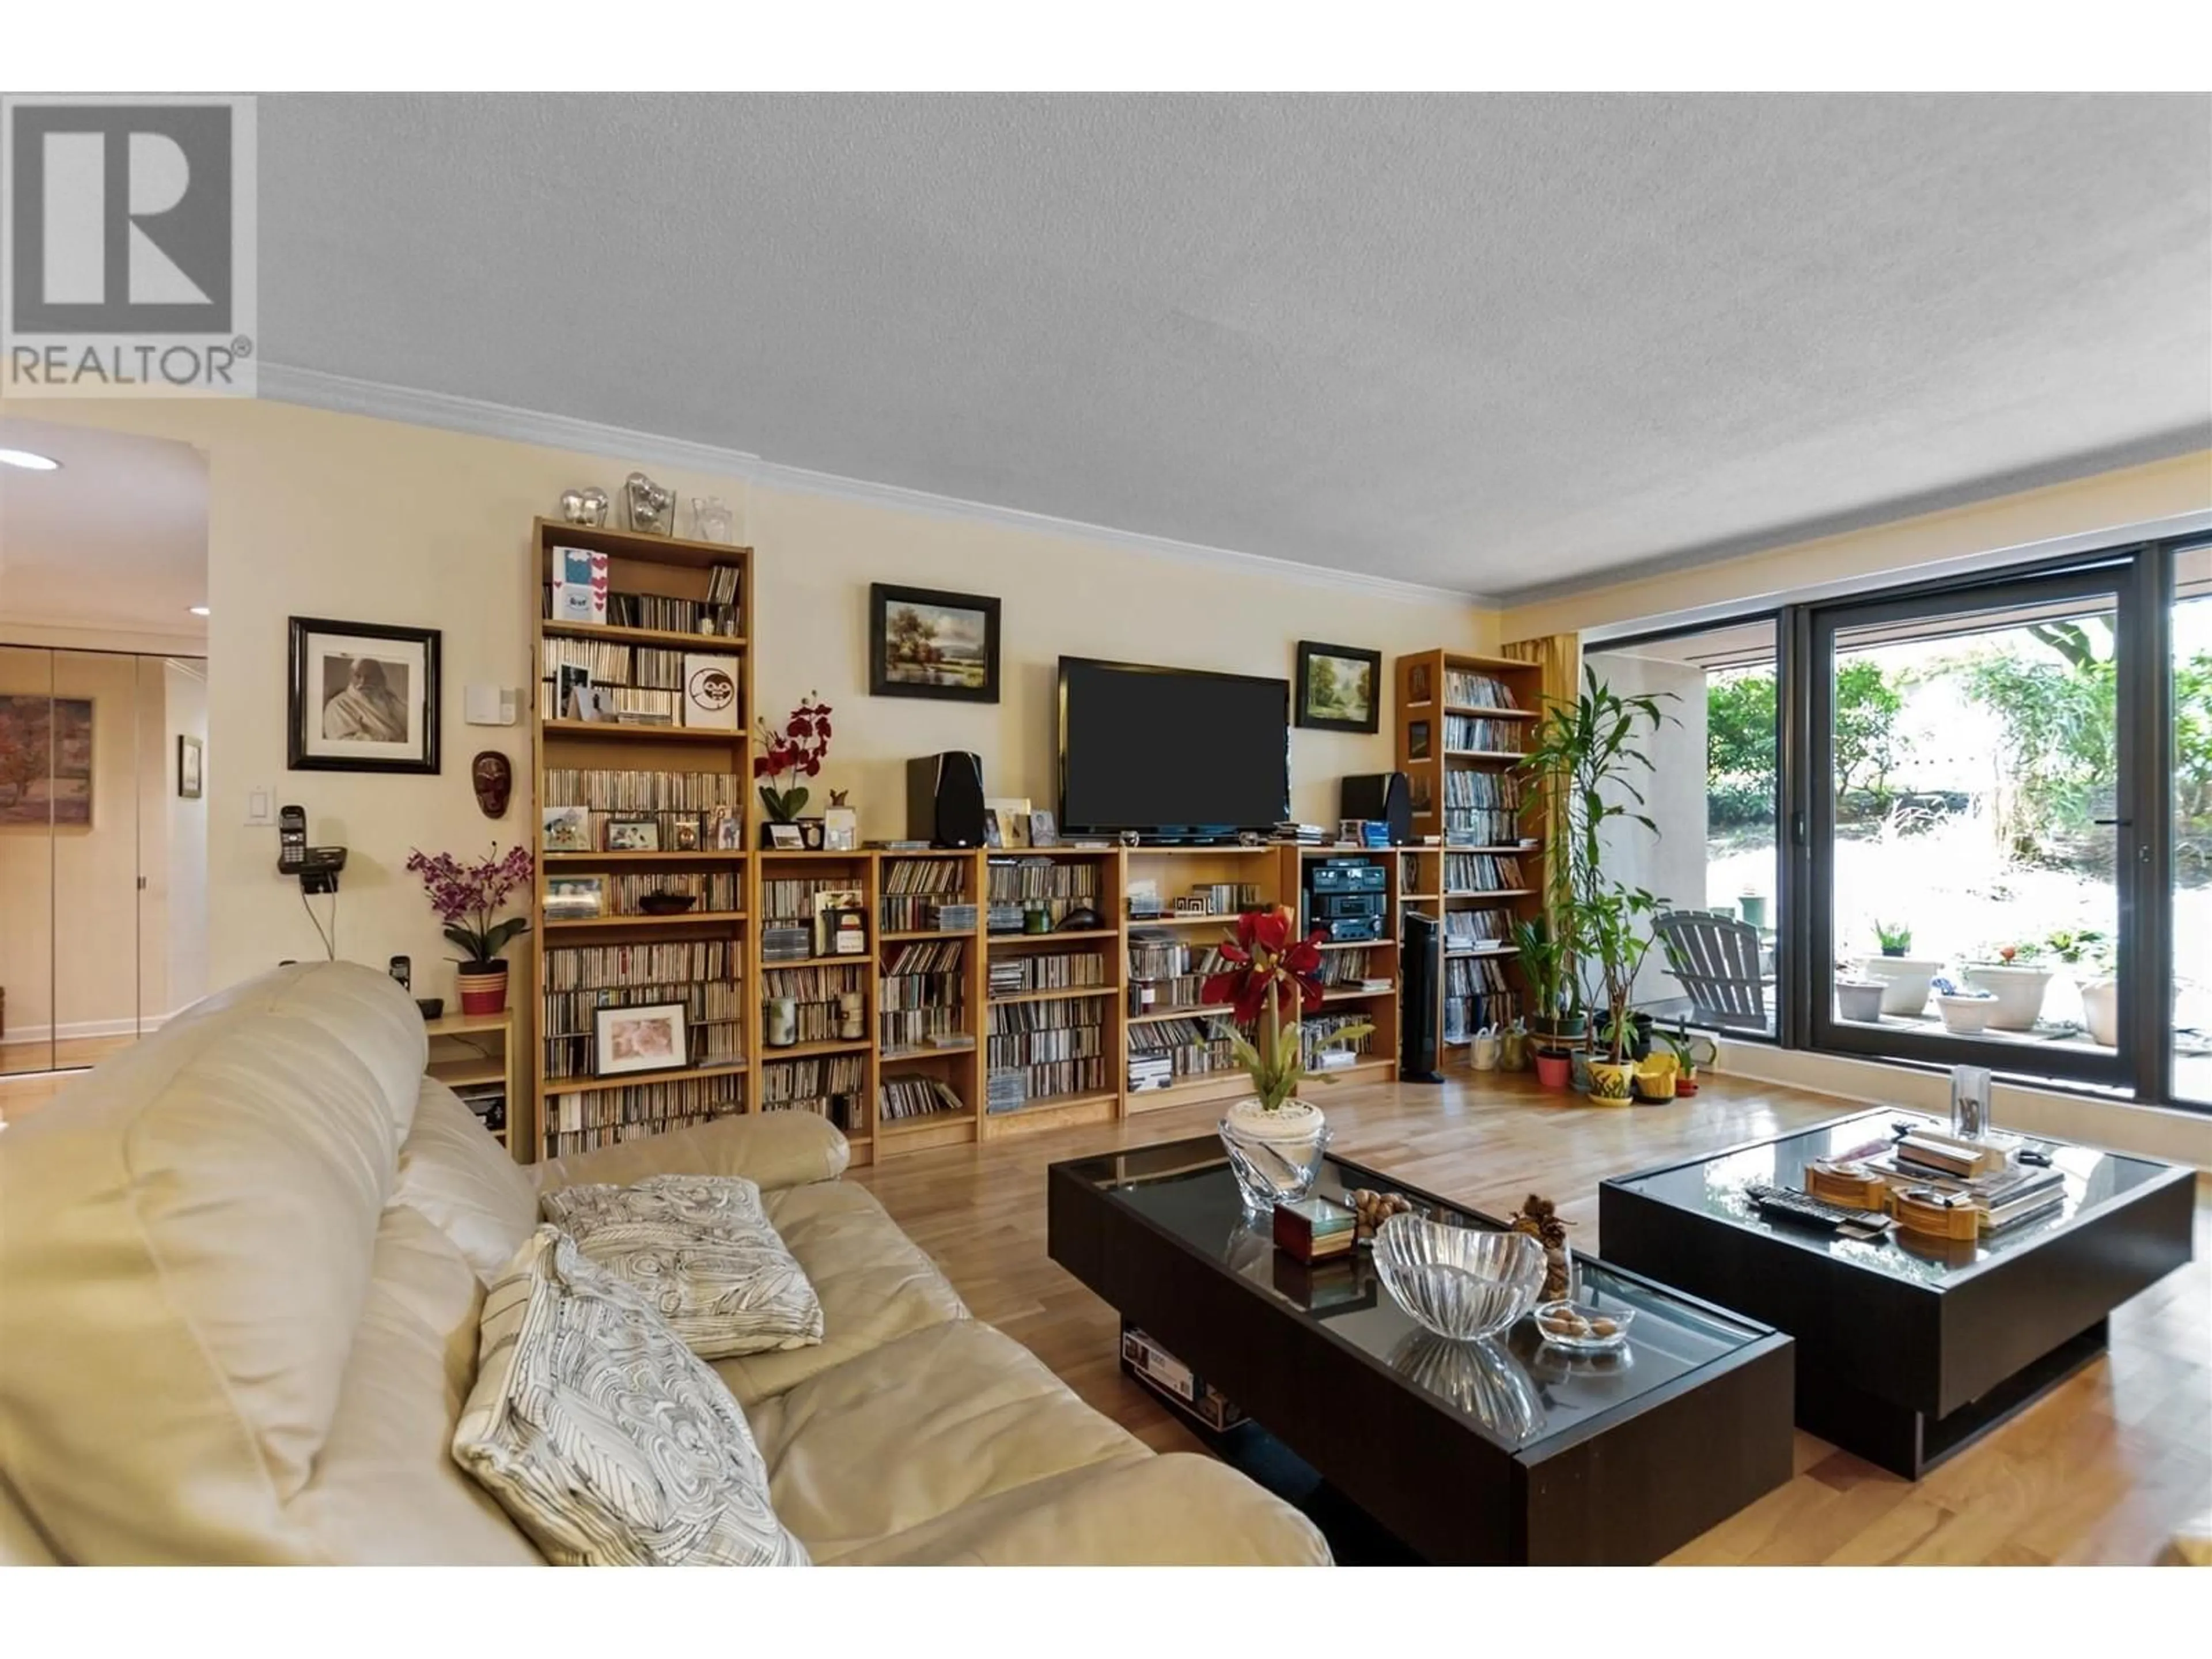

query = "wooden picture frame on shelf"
[[606, 817, 660, 852], [592, 1002, 688, 1077], [545, 874, 607, 921], [543, 804, 592, 853], [1296, 640, 1382, 734], [868, 582, 1001, 703]]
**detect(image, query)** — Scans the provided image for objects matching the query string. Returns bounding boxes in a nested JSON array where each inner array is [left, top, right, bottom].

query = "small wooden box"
[[1273, 1195, 1357, 1263], [1806, 1160, 1889, 1212], [1892, 1185, 1982, 1242]]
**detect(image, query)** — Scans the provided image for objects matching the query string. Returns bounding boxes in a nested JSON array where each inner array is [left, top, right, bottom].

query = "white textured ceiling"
[[259, 92, 2212, 598], [0, 419, 209, 641]]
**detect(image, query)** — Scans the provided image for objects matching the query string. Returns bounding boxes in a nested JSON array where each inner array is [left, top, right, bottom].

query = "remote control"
[[1744, 1182, 1892, 1233]]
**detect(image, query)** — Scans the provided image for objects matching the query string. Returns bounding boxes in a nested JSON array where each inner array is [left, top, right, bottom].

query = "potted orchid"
[[753, 692, 833, 842], [405, 843, 534, 1014], [1203, 904, 1371, 1211]]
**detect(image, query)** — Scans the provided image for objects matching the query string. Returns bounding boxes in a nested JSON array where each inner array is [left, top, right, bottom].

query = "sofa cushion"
[[395, 1078, 541, 1284], [744, 1320, 1146, 1562], [539, 1175, 823, 1359], [536, 1109, 849, 1195], [709, 1181, 968, 1405], [0, 962, 431, 1565], [452, 1228, 808, 1567]]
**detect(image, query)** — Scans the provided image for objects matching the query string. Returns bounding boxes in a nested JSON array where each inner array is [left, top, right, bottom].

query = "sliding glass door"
[[1807, 562, 2150, 1086]]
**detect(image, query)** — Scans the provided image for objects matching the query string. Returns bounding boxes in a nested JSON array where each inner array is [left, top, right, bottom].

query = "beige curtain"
[[1501, 632, 1580, 715]]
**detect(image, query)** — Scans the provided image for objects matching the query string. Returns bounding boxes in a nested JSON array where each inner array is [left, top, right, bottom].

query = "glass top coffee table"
[[1600, 1109, 2195, 1478], [1047, 1137, 1795, 1565]]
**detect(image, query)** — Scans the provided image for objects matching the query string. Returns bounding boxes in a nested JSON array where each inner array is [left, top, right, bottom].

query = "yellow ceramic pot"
[[1634, 1062, 1678, 1102], [1586, 1060, 1635, 1104]]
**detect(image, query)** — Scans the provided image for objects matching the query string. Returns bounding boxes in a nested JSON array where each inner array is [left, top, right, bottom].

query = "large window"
[[1589, 533, 2207, 1108]]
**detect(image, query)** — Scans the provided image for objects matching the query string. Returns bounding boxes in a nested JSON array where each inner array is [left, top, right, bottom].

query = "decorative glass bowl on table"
[[1217, 1112, 1331, 1214], [1532, 1297, 1636, 1353], [1372, 1214, 1547, 1341]]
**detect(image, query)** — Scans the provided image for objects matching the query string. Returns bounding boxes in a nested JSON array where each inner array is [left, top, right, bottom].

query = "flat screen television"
[[1058, 656, 1290, 836]]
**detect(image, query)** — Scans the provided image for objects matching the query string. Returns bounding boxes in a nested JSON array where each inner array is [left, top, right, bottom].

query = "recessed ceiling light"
[[188, 605, 210, 617], [0, 448, 62, 471]]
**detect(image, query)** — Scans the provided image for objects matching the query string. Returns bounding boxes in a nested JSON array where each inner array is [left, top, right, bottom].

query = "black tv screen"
[[1058, 657, 1290, 835]]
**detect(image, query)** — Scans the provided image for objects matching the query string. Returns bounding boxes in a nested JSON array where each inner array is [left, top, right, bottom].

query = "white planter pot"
[[1857, 956, 1941, 1017], [1962, 964, 2054, 1031], [2080, 976, 2119, 1047], [1835, 980, 1887, 1023], [1935, 993, 1997, 1035]]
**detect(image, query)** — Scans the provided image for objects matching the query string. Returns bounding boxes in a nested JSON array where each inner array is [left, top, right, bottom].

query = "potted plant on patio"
[[1858, 919, 1941, 1016], [1963, 940, 2056, 1032], [2073, 935, 2122, 1047], [1931, 975, 1999, 1036], [1203, 904, 1371, 1212], [404, 843, 534, 1015]]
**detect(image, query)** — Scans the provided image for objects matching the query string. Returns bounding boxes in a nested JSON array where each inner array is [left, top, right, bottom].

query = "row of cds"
[[1443, 770, 1524, 846], [759, 1054, 865, 1131], [878, 1076, 965, 1122], [1444, 956, 1520, 1043], [542, 1077, 742, 1161], [1444, 910, 1513, 949], [540, 637, 691, 689]]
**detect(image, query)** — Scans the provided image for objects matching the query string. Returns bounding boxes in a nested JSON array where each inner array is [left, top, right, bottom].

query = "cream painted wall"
[[0, 393, 1490, 1007], [165, 660, 210, 1016], [1499, 450, 2212, 643]]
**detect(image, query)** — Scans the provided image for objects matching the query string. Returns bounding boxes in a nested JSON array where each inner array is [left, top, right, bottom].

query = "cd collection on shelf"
[[986, 857, 1100, 929], [541, 941, 742, 1080], [1446, 852, 1524, 892], [988, 952, 1108, 998], [879, 858, 971, 933], [762, 878, 858, 926], [1443, 770, 1523, 846], [543, 768, 746, 851], [878, 1075, 965, 1123], [543, 576, 743, 639], [1127, 931, 1233, 1014], [1444, 956, 1520, 1044], [574, 870, 743, 916], [879, 940, 967, 1050], [759, 1054, 865, 1130], [760, 963, 869, 1045], [1444, 714, 1523, 753], [1444, 668, 1519, 710], [986, 998, 1108, 1108], [1301, 1011, 1377, 1066], [1126, 1014, 1237, 1083], [1315, 946, 1391, 988], [1444, 910, 1513, 950], [543, 1075, 744, 1160]]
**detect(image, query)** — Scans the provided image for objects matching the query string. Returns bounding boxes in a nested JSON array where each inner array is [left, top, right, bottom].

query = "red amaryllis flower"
[[1203, 904, 1329, 1025]]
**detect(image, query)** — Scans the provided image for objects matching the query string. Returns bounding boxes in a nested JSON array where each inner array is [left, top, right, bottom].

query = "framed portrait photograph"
[[289, 617, 441, 773], [543, 804, 593, 852], [0, 695, 93, 826], [1296, 641, 1382, 735], [1028, 808, 1058, 849], [606, 817, 660, 852], [177, 734, 203, 800], [545, 874, 608, 921], [869, 582, 1001, 703], [593, 1002, 688, 1078], [710, 805, 743, 849]]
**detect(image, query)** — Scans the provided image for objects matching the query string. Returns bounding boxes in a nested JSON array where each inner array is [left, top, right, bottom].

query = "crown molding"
[[257, 363, 1489, 609]]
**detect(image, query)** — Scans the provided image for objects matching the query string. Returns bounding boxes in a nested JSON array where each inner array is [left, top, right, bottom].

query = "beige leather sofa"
[[0, 963, 1326, 1566]]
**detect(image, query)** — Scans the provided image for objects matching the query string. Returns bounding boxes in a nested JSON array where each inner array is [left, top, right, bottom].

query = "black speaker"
[[907, 752, 988, 848], [1399, 910, 1443, 1084], [1340, 772, 1412, 846]]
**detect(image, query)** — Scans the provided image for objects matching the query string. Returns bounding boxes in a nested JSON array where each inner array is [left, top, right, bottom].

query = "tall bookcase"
[[1394, 649, 1544, 1066], [532, 518, 754, 1162]]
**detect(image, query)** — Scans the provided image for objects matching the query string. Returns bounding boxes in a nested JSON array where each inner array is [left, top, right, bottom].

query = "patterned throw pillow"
[[453, 1226, 809, 1567], [539, 1175, 824, 1360]]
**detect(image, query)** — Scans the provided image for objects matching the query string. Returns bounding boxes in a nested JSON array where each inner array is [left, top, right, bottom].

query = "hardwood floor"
[[847, 1068, 2212, 1566]]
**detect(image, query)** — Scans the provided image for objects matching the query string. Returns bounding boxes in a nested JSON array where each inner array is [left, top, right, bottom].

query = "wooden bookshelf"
[[873, 849, 986, 1160], [1395, 649, 1545, 1067], [756, 848, 877, 1162], [426, 1009, 526, 1161], [980, 849, 1123, 1142], [531, 518, 753, 1162]]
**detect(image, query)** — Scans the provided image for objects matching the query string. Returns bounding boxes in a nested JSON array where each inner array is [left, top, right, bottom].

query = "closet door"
[[0, 647, 58, 1076], [47, 650, 144, 1069]]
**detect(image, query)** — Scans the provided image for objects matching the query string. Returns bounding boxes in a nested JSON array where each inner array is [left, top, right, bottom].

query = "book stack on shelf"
[[986, 1000, 1109, 1112], [533, 518, 753, 1164], [880, 857, 974, 933], [760, 1054, 866, 1131], [879, 940, 968, 1053], [987, 856, 1100, 931]]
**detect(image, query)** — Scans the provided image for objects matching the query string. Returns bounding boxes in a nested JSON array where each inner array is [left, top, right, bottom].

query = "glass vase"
[[1217, 1112, 1331, 1214]]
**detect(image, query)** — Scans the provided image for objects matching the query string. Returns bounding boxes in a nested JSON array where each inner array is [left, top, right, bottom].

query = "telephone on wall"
[[278, 805, 349, 894]]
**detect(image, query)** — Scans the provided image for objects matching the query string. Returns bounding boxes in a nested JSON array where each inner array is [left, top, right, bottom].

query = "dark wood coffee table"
[[1599, 1109, 2195, 1479], [1047, 1137, 1795, 1565]]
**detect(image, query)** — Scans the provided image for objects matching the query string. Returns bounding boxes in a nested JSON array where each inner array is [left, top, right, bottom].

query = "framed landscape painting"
[[288, 617, 442, 774], [1296, 641, 1382, 734], [869, 583, 1001, 703], [0, 695, 93, 826]]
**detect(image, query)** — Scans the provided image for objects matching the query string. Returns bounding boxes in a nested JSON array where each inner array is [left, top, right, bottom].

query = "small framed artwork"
[[798, 817, 825, 851], [177, 735, 203, 800], [1028, 808, 1058, 849], [710, 805, 743, 850], [607, 817, 660, 852], [542, 804, 593, 852], [987, 797, 1031, 850], [1407, 661, 1433, 706], [823, 805, 858, 851], [546, 874, 608, 921], [1407, 720, 1431, 760], [1296, 641, 1382, 735], [593, 1002, 688, 1078], [288, 616, 441, 773], [672, 820, 701, 851], [984, 817, 1003, 849], [869, 583, 1001, 703], [765, 821, 805, 850], [556, 664, 591, 721]]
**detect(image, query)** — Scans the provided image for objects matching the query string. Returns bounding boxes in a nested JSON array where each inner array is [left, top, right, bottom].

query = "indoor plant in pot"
[[1579, 882, 1664, 1104], [1511, 914, 1582, 1088], [752, 692, 833, 844], [1963, 941, 2055, 1031], [406, 843, 533, 1016], [1203, 905, 1371, 1213]]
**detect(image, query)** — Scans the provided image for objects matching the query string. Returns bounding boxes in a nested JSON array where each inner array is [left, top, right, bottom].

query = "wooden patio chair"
[[1654, 910, 1771, 1032]]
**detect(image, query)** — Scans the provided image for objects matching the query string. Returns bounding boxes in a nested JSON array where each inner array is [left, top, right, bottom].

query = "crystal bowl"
[[1372, 1215, 1547, 1341], [1532, 1297, 1636, 1353]]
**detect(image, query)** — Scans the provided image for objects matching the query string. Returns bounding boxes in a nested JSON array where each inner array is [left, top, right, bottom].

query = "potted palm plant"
[[1510, 914, 1581, 1088], [405, 843, 534, 1015], [1578, 882, 1664, 1103]]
